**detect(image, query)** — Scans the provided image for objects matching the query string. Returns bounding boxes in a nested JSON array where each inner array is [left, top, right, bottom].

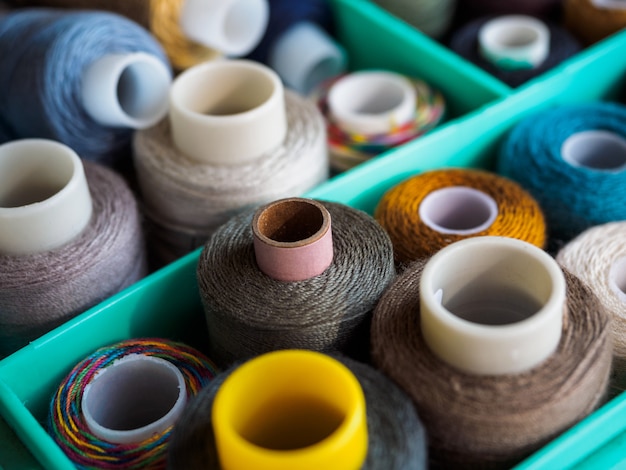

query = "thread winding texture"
[[497, 101, 626, 246], [371, 0, 457, 38], [0, 9, 169, 166], [196, 201, 396, 368], [374, 168, 546, 264], [557, 221, 626, 393], [133, 90, 328, 266], [449, 17, 581, 87], [47, 338, 218, 470], [0, 161, 147, 357], [564, 0, 626, 45], [166, 354, 427, 470], [371, 260, 612, 468]]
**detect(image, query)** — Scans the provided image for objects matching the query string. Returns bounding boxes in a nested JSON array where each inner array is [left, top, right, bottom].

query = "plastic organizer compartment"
[[1, 0, 626, 468]]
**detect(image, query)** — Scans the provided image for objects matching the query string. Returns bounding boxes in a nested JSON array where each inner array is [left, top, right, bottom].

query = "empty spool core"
[[561, 130, 626, 171], [82, 355, 187, 445], [419, 186, 498, 235]]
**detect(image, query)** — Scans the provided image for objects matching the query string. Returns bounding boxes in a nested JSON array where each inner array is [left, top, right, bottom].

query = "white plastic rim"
[[561, 130, 626, 172], [0, 139, 92, 255], [419, 186, 498, 235], [269, 21, 347, 96], [478, 15, 550, 70], [179, 0, 269, 56], [169, 59, 287, 165], [327, 70, 416, 136], [591, 0, 626, 10], [609, 255, 626, 303], [420, 236, 566, 375], [82, 355, 188, 445], [81, 52, 172, 129]]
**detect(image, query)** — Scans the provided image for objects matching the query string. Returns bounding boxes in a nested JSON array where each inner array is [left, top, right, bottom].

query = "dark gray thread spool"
[[166, 354, 427, 469], [196, 200, 396, 368]]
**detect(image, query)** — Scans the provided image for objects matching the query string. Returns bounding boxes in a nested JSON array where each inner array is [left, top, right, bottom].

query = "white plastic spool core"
[[0, 139, 92, 255], [420, 236, 566, 375], [82, 52, 172, 129], [82, 355, 187, 445], [561, 130, 626, 172], [419, 186, 498, 235], [269, 21, 346, 96], [179, 0, 269, 57], [169, 59, 287, 165], [478, 15, 550, 70], [609, 255, 626, 303], [591, 0, 626, 10], [327, 71, 416, 135]]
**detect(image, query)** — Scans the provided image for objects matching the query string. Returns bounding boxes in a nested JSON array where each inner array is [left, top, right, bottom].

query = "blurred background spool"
[[0, 139, 147, 357], [564, 0, 626, 45], [196, 199, 396, 368], [557, 221, 626, 394], [133, 59, 328, 268], [497, 101, 626, 248], [455, 0, 562, 20], [48, 338, 218, 469], [0, 9, 171, 168], [374, 168, 546, 265], [370, 0, 457, 39], [167, 351, 427, 470], [371, 236, 612, 468]]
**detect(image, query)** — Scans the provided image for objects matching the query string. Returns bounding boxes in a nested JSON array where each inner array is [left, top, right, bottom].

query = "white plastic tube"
[[420, 236, 566, 375], [82, 52, 172, 129], [179, 0, 269, 57], [82, 355, 187, 445], [610, 255, 626, 303], [591, 0, 626, 9], [561, 130, 626, 172], [0, 139, 92, 255], [169, 59, 287, 165], [478, 15, 550, 70]]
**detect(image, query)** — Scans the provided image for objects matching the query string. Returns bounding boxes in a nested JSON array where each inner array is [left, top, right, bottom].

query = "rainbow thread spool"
[[374, 168, 546, 264], [564, 0, 626, 45], [312, 70, 445, 171], [48, 338, 218, 469]]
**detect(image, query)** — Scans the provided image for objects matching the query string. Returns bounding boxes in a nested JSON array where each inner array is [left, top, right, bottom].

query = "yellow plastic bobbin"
[[212, 350, 368, 470]]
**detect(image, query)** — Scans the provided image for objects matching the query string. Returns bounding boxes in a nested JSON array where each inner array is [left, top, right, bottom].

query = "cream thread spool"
[[420, 236, 566, 375], [169, 59, 287, 165], [252, 198, 333, 282], [82, 355, 188, 445], [478, 15, 551, 70], [0, 139, 92, 255], [211, 350, 368, 470], [561, 130, 626, 172]]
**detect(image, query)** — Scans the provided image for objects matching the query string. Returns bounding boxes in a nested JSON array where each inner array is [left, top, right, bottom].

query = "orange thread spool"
[[564, 0, 626, 45], [374, 168, 546, 263]]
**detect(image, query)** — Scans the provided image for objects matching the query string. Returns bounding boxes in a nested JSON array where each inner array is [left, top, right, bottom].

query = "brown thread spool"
[[564, 0, 626, 45]]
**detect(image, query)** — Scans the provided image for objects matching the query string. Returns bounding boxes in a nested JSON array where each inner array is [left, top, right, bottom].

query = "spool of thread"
[[374, 168, 546, 264], [0, 139, 147, 357], [246, 0, 346, 95], [456, 0, 562, 19], [0, 9, 171, 167], [48, 338, 218, 469], [497, 101, 626, 245], [196, 199, 396, 367], [133, 60, 328, 266], [371, 0, 457, 39], [449, 15, 581, 87], [313, 70, 445, 172], [371, 236, 612, 468], [564, 0, 626, 45], [556, 221, 626, 392], [167, 351, 427, 470]]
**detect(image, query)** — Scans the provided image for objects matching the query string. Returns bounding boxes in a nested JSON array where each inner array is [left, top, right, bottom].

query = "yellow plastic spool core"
[[212, 350, 368, 470]]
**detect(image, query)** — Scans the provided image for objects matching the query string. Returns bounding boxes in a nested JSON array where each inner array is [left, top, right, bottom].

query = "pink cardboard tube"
[[252, 198, 333, 281]]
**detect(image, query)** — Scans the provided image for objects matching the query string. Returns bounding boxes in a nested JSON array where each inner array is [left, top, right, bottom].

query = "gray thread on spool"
[[166, 354, 427, 470], [371, 260, 612, 469], [196, 201, 396, 368], [0, 161, 147, 356]]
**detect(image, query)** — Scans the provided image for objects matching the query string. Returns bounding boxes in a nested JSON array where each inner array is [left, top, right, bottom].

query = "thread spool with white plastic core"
[[478, 15, 550, 70], [561, 130, 626, 172], [179, 0, 269, 56], [0, 139, 92, 255], [420, 236, 566, 375], [252, 198, 333, 282], [169, 59, 287, 165], [81, 52, 172, 129], [82, 355, 188, 445], [419, 186, 498, 235], [327, 71, 416, 135]]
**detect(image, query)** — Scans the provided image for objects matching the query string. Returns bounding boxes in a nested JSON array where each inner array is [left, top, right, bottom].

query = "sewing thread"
[[564, 0, 626, 45]]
